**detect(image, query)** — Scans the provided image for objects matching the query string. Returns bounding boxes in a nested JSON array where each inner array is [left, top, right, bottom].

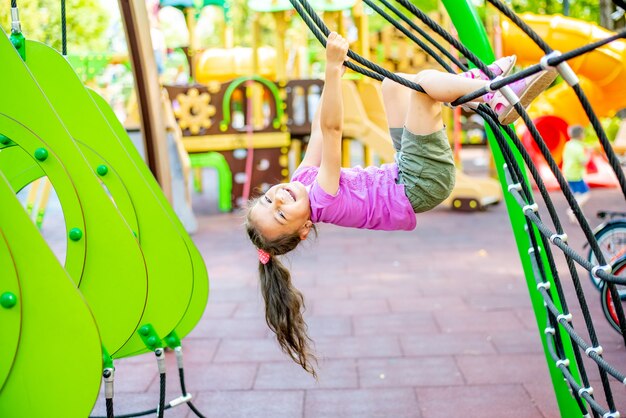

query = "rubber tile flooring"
[[82, 186, 626, 418]]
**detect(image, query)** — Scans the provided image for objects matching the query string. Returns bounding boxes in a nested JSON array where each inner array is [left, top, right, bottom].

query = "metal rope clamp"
[[549, 233, 568, 244], [555, 358, 570, 368], [602, 411, 620, 418], [536, 281, 551, 291], [585, 345, 603, 357], [103, 367, 115, 400], [591, 264, 612, 280], [540, 50, 579, 86], [522, 203, 539, 214], [155, 347, 166, 374], [577, 386, 594, 397], [557, 313, 573, 323], [11, 7, 21, 33], [485, 75, 504, 93], [544, 327, 555, 335], [507, 182, 522, 193]]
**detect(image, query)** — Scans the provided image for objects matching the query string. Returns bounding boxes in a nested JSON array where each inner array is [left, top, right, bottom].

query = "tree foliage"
[[507, 0, 624, 29], [510, 0, 600, 23], [0, 0, 110, 53]]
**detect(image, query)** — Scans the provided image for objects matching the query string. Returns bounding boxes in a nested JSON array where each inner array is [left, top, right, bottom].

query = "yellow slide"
[[501, 13, 626, 126], [501, 13, 624, 189]]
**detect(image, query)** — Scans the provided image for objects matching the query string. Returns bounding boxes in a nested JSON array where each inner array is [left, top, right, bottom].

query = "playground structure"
[[4, 0, 626, 417], [0, 0, 208, 413], [501, 13, 626, 190]]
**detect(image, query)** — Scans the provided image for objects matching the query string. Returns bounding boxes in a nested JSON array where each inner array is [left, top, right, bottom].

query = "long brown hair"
[[245, 205, 318, 377]]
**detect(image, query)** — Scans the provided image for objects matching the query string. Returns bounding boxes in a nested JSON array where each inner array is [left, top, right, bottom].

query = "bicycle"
[[600, 254, 626, 334], [586, 210, 626, 291]]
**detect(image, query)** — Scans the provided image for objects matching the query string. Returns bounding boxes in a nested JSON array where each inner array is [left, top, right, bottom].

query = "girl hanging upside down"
[[245, 32, 557, 376]]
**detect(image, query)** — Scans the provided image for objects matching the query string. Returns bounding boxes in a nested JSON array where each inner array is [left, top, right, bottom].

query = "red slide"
[[520, 115, 619, 191]]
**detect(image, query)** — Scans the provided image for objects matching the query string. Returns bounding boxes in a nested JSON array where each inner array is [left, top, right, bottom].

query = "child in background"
[[245, 32, 557, 376], [563, 124, 591, 224]]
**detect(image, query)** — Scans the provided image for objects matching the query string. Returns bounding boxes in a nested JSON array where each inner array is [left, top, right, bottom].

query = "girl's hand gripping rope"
[[325, 32, 349, 72]]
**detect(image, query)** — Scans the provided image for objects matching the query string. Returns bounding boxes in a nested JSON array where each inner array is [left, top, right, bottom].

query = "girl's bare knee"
[[413, 69, 438, 85]]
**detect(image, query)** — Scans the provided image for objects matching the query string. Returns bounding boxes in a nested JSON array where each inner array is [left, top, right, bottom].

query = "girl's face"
[[249, 181, 312, 241]]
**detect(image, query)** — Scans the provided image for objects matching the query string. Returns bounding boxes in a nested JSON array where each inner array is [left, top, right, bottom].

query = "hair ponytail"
[[258, 257, 317, 377], [245, 215, 317, 377]]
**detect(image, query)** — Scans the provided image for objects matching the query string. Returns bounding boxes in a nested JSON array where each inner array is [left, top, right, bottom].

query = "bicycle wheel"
[[587, 220, 626, 290], [600, 256, 626, 334]]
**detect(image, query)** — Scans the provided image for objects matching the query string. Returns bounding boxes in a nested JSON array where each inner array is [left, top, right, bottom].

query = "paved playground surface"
[[86, 185, 626, 418]]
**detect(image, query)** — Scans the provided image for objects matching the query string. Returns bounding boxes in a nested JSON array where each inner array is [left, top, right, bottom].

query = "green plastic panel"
[[89, 89, 209, 347], [0, 27, 148, 355], [0, 172, 101, 417], [23, 40, 205, 356], [0, 231, 20, 392], [0, 145, 45, 190]]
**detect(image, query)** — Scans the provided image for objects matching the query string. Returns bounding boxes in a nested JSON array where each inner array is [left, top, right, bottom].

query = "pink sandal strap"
[[460, 56, 516, 81]]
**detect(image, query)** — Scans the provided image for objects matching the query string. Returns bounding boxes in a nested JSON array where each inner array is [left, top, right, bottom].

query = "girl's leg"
[[381, 73, 412, 129], [404, 70, 488, 135], [408, 68, 557, 126]]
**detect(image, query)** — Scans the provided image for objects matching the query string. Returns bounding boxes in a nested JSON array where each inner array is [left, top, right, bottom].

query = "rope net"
[[291, 0, 626, 416]]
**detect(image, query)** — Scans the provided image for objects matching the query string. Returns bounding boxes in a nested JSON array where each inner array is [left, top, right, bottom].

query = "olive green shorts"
[[390, 127, 456, 213]]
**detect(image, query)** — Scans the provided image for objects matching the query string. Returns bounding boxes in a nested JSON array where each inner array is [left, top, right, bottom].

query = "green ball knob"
[[139, 325, 151, 336], [34, 148, 49, 161], [0, 292, 17, 309], [10, 37, 22, 49], [0, 135, 10, 145], [147, 336, 157, 347], [96, 165, 109, 176], [68, 228, 83, 241]]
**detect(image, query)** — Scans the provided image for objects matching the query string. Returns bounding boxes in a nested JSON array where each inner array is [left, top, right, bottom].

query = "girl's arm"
[[316, 32, 348, 196], [298, 87, 325, 169]]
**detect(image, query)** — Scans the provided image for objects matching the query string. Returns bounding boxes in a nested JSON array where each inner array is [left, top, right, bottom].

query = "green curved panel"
[[0, 28, 148, 355], [89, 90, 209, 345], [23, 40, 206, 356], [0, 231, 21, 392], [0, 132, 87, 286], [0, 145, 45, 190], [25, 40, 198, 356], [441, 1, 579, 415], [0, 172, 101, 417], [76, 141, 140, 236]]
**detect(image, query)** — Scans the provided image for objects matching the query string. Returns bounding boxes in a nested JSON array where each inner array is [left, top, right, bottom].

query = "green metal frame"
[[441, 1, 580, 416]]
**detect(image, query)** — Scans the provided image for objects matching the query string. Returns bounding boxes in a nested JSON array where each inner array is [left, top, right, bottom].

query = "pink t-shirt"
[[291, 164, 416, 231]]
